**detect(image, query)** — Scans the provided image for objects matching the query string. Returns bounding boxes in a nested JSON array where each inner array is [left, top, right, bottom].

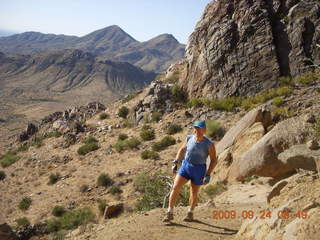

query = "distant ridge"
[[0, 25, 185, 72]]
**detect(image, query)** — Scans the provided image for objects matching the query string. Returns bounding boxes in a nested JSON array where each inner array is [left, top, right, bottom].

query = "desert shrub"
[[140, 127, 155, 141], [278, 76, 293, 86], [206, 120, 225, 140], [118, 133, 128, 141], [204, 183, 227, 197], [295, 72, 319, 84], [123, 119, 134, 128], [97, 173, 113, 187], [152, 136, 176, 152], [46, 208, 94, 232], [164, 71, 180, 83], [109, 185, 122, 195], [276, 86, 293, 96], [272, 107, 293, 120], [134, 172, 189, 211], [187, 98, 204, 108], [141, 150, 159, 160], [313, 115, 320, 140], [48, 173, 60, 185], [165, 124, 182, 135], [240, 98, 257, 110], [79, 184, 89, 193], [52, 206, 66, 217], [118, 106, 129, 119], [82, 136, 98, 144], [50, 231, 66, 240], [98, 200, 107, 214], [113, 140, 128, 152], [125, 137, 141, 149], [272, 97, 283, 106], [16, 144, 31, 152], [122, 92, 139, 103], [18, 197, 32, 211], [77, 142, 99, 155], [99, 112, 109, 120], [45, 131, 62, 138], [0, 153, 20, 168], [209, 97, 241, 111], [15, 217, 30, 227], [170, 84, 187, 103], [33, 136, 45, 148], [0, 171, 6, 180], [151, 112, 162, 122]]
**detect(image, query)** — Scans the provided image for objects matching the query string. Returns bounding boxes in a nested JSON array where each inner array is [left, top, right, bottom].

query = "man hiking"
[[163, 120, 217, 222]]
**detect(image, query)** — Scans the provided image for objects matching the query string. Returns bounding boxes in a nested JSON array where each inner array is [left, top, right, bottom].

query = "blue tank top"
[[184, 134, 213, 165]]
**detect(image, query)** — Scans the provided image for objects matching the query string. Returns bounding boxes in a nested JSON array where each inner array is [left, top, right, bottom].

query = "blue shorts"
[[178, 160, 206, 185]]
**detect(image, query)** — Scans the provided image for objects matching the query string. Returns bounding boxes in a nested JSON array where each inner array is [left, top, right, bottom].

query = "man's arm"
[[206, 143, 217, 176], [174, 139, 187, 163]]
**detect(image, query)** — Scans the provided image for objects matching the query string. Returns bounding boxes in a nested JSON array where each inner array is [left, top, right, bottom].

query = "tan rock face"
[[180, 0, 320, 98], [229, 116, 312, 180]]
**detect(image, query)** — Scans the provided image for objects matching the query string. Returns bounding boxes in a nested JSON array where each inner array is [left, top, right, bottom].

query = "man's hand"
[[171, 164, 178, 174], [203, 175, 211, 185]]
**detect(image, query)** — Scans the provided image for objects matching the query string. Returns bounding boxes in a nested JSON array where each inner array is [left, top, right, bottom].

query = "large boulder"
[[228, 116, 313, 180], [216, 106, 272, 155]]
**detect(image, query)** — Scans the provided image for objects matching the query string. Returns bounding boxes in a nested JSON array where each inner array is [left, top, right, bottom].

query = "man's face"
[[193, 127, 206, 136]]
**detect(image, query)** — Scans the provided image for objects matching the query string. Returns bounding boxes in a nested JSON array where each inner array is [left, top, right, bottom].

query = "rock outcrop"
[[178, 0, 320, 98]]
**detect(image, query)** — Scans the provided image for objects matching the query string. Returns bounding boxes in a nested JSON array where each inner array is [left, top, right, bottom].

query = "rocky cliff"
[[178, 0, 320, 98]]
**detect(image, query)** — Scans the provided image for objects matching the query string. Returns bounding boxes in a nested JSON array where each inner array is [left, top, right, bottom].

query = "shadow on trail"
[[164, 219, 238, 235]]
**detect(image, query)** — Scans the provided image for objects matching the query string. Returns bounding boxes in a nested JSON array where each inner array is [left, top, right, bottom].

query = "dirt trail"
[[73, 182, 271, 240]]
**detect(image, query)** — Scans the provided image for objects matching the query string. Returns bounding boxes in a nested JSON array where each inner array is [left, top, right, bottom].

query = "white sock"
[[167, 207, 174, 213], [188, 208, 193, 213]]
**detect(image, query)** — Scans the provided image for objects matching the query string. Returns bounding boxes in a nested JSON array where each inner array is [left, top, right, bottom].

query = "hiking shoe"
[[183, 212, 194, 222], [162, 212, 174, 222]]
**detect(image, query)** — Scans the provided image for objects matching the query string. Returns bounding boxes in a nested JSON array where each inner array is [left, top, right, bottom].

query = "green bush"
[[33, 136, 45, 148], [97, 173, 113, 187], [99, 112, 109, 120], [77, 142, 99, 155], [48, 173, 60, 185], [313, 116, 320, 140], [187, 98, 204, 108], [109, 185, 122, 195], [210, 97, 241, 111], [113, 140, 128, 152], [140, 127, 155, 141], [125, 137, 141, 149], [18, 197, 32, 211], [118, 133, 128, 141], [0, 154, 20, 168], [122, 92, 139, 103], [152, 136, 176, 152], [295, 72, 319, 84], [166, 124, 182, 135], [118, 106, 129, 119], [141, 150, 159, 160], [122, 119, 134, 128], [278, 76, 293, 86], [151, 112, 162, 122], [272, 97, 283, 106], [15, 217, 30, 227], [16, 144, 31, 152], [134, 172, 189, 211], [98, 200, 107, 214], [0, 171, 6, 180], [45, 131, 62, 138], [52, 206, 66, 217], [272, 107, 293, 120], [206, 120, 225, 140], [170, 84, 187, 103], [204, 183, 227, 197], [46, 208, 94, 232], [82, 136, 98, 144]]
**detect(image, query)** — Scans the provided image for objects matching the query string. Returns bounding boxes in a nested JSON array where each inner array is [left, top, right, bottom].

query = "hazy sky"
[[0, 0, 212, 43]]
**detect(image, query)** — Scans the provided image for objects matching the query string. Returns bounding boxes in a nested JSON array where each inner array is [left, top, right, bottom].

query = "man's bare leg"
[[184, 182, 201, 221]]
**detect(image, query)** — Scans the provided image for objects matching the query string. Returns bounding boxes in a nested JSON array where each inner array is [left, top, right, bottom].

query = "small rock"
[[307, 140, 318, 150]]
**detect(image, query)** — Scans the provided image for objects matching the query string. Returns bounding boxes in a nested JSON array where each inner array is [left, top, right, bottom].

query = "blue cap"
[[193, 121, 206, 128]]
